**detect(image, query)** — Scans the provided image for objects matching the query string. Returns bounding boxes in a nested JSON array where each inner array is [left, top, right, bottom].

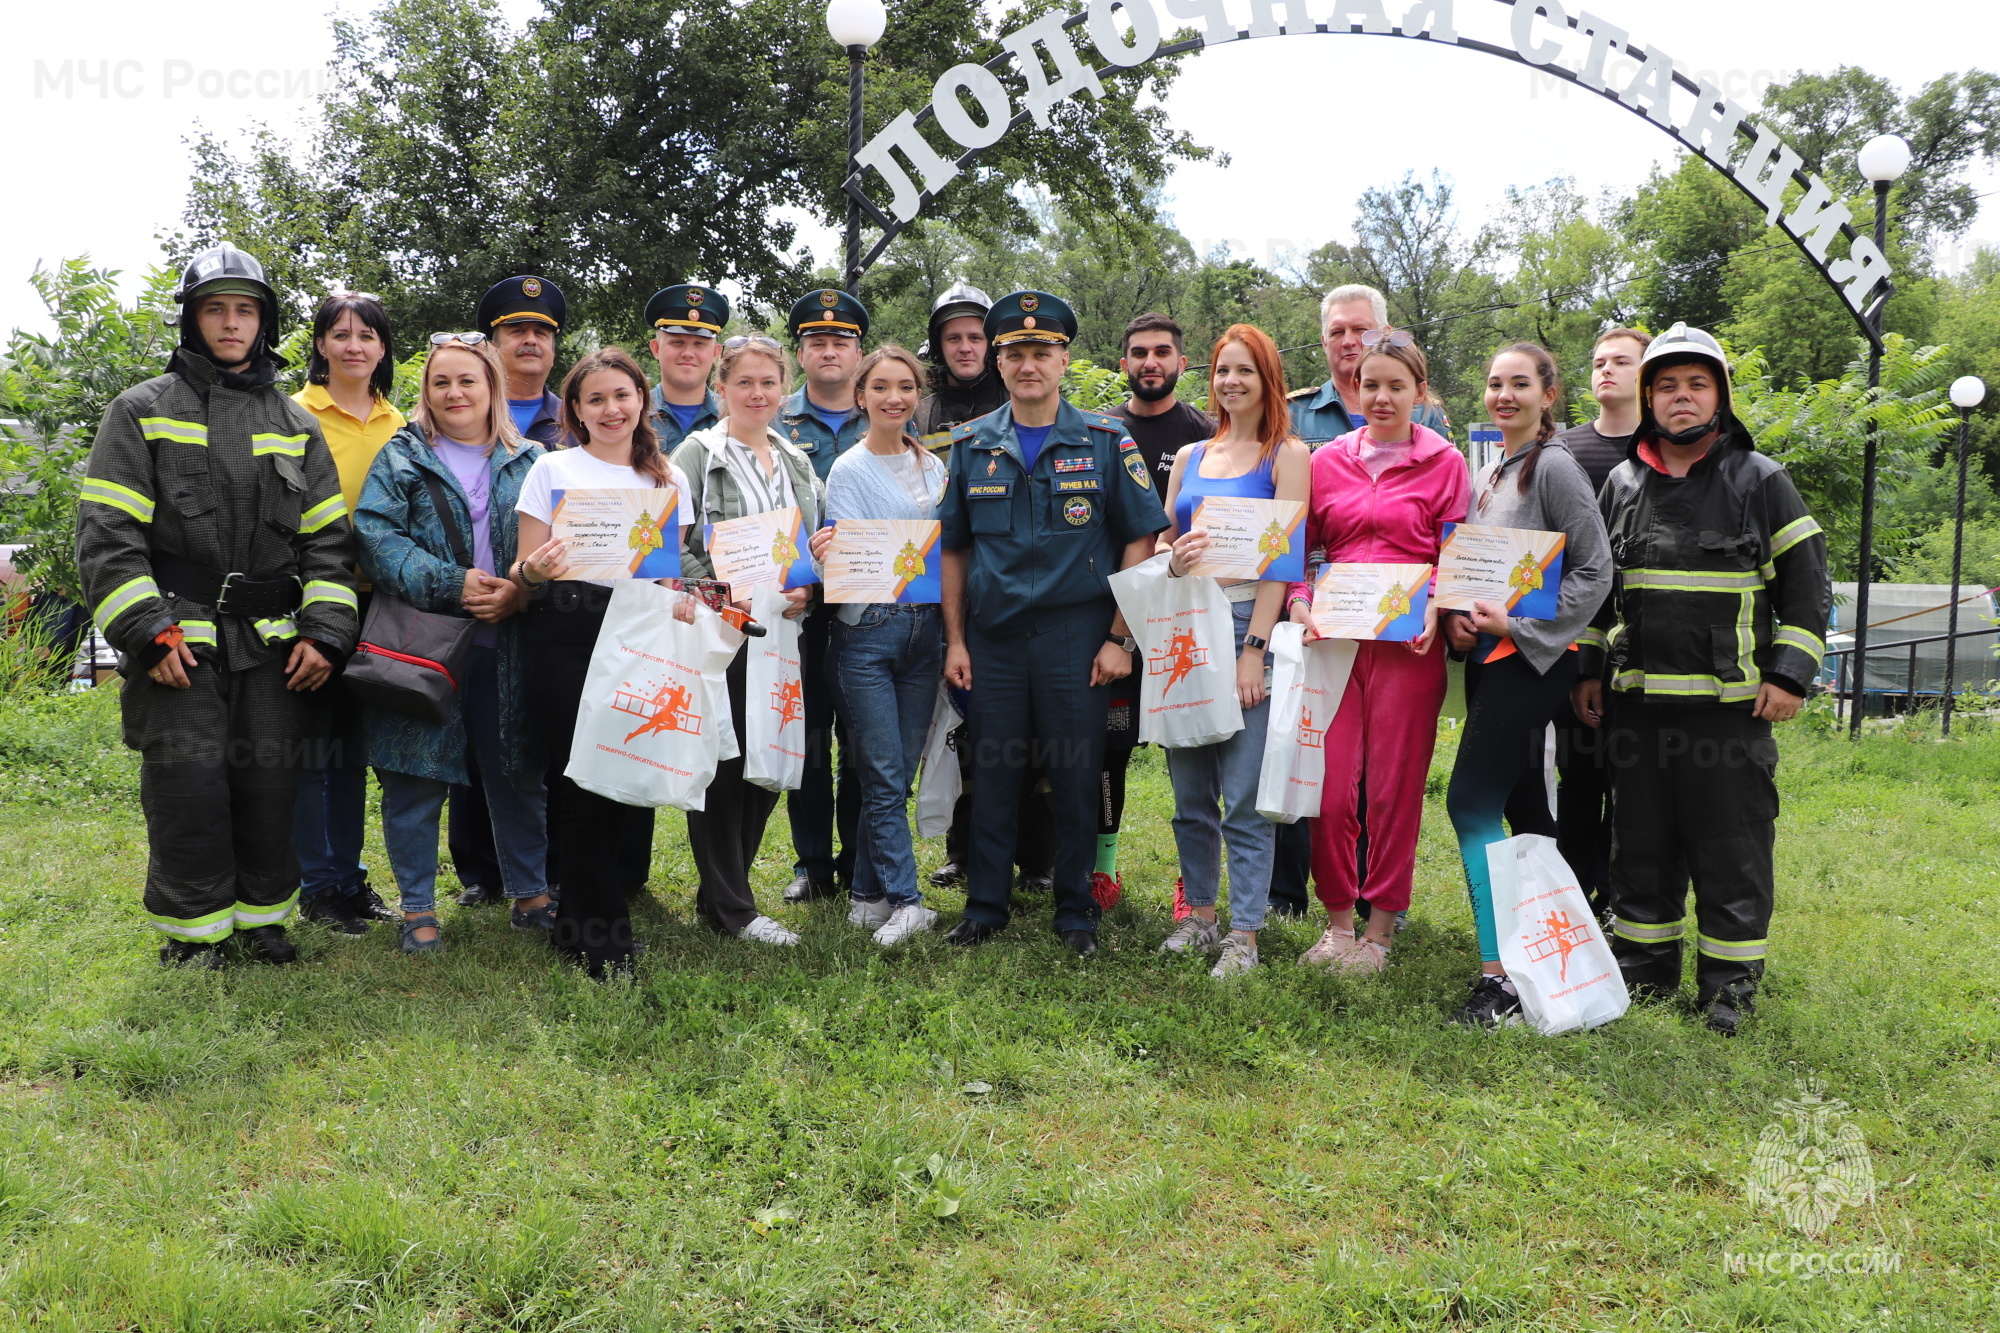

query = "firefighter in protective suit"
[[77, 242, 359, 969], [1572, 322, 1829, 1035]]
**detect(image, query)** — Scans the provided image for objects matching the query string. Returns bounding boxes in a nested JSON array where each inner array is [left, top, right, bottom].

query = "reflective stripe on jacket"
[[1580, 424, 1830, 704]]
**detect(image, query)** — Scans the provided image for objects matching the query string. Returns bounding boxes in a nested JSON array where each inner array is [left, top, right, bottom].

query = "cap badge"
[[820, 290, 840, 308], [522, 278, 542, 297], [686, 289, 703, 306], [1019, 293, 1040, 312], [1022, 316, 1036, 330]]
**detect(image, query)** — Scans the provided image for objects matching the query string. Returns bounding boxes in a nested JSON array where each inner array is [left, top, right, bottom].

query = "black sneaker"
[[1452, 974, 1522, 1028], [237, 925, 300, 965], [302, 892, 369, 936], [1699, 985, 1756, 1037], [344, 883, 398, 922], [455, 882, 502, 907], [159, 939, 224, 971], [928, 861, 964, 888]]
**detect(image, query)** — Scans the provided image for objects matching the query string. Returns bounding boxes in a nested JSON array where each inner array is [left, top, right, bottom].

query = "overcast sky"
[[4, 0, 1995, 335]]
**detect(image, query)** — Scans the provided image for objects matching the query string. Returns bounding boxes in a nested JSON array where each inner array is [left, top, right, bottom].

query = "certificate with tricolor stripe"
[[821, 519, 942, 604], [1310, 563, 1433, 642], [551, 487, 682, 580], [1434, 523, 1566, 619], [705, 506, 819, 592], [1186, 497, 1306, 581]]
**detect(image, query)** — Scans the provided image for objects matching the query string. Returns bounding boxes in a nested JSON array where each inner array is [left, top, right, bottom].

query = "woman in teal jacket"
[[354, 335, 552, 952]]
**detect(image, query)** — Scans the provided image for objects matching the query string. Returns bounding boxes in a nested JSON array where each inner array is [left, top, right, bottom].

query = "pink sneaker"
[[1299, 924, 1357, 968], [1091, 872, 1123, 911], [1171, 877, 1190, 921]]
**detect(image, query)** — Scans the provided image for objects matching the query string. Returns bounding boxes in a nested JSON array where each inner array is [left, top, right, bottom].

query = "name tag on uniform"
[[1051, 456, 1096, 473], [1054, 477, 1101, 493], [966, 482, 1013, 499]]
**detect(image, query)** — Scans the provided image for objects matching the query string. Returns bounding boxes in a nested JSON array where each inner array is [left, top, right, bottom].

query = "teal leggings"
[[1446, 651, 1578, 962]]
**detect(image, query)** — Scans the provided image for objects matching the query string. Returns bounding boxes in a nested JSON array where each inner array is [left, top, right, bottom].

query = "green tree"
[[0, 262, 178, 605], [1732, 335, 1958, 578], [177, 0, 1209, 343], [1618, 155, 1765, 333]]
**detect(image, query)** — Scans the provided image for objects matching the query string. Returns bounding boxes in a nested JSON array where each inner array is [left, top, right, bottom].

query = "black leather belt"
[[539, 580, 613, 614], [153, 552, 301, 617]]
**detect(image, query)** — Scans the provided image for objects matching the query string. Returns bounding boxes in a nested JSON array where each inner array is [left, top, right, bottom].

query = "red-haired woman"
[[1289, 331, 1469, 975], [1153, 325, 1311, 978]]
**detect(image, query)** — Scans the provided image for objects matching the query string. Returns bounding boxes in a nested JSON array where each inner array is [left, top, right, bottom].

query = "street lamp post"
[[1942, 374, 1988, 736], [1847, 133, 1912, 736], [825, 0, 886, 295]]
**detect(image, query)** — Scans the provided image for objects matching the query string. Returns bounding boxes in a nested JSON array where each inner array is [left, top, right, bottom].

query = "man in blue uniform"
[[779, 288, 870, 901], [475, 275, 569, 446], [645, 283, 726, 451], [938, 291, 1168, 956], [452, 275, 570, 906]]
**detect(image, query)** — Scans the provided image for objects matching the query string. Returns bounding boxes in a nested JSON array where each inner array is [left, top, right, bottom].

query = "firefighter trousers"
[[1604, 694, 1777, 1000], [121, 656, 305, 943]]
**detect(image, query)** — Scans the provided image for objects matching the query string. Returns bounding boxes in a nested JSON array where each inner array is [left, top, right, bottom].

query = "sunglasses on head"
[[1360, 327, 1414, 349], [723, 334, 781, 350], [430, 331, 489, 346]]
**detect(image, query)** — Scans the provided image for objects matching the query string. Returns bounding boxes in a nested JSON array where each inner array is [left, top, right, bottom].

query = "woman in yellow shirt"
[[292, 292, 405, 936]]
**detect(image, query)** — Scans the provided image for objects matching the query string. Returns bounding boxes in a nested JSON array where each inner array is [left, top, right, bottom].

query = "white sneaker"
[[847, 897, 895, 929], [738, 915, 801, 947], [872, 904, 938, 946], [1209, 932, 1259, 979], [1160, 915, 1222, 955]]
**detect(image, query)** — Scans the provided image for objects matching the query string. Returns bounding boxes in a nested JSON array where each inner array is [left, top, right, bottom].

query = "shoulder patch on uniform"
[[1117, 436, 1138, 452], [1124, 451, 1152, 489], [1083, 411, 1121, 432], [1287, 385, 1318, 400], [951, 422, 977, 443]]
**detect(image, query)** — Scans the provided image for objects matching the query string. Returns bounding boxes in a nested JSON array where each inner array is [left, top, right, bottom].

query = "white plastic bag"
[[742, 586, 806, 792], [914, 683, 963, 839], [1255, 624, 1358, 822], [1488, 834, 1630, 1035], [1107, 553, 1244, 749], [565, 581, 743, 811]]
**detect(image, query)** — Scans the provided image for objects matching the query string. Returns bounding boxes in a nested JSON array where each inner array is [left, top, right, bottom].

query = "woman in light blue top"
[[1154, 325, 1311, 978], [807, 346, 948, 946]]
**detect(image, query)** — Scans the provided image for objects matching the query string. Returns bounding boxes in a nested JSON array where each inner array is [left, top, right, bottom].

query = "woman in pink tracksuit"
[[1289, 331, 1469, 974]]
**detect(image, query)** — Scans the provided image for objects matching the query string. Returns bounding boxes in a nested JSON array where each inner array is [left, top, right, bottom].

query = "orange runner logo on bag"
[[1147, 626, 1209, 695], [769, 677, 803, 729], [1297, 706, 1325, 750], [614, 677, 701, 742], [1522, 908, 1594, 981]]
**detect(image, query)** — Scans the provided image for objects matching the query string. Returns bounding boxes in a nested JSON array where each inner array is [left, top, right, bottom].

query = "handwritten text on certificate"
[[1188, 497, 1306, 581], [551, 487, 682, 580], [1310, 563, 1433, 642], [1434, 523, 1566, 619], [705, 507, 819, 592], [822, 519, 942, 604]]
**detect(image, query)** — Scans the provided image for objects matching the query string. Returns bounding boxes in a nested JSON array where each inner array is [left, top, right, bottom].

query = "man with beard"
[[914, 282, 1007, 448], [1092, 313, 1216, 911]]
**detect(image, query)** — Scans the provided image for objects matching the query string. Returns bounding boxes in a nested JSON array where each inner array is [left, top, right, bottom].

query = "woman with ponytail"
[[1438, 342, 1611, 1026]]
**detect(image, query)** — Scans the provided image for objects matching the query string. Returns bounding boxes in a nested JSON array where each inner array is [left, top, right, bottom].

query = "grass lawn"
[[0, 688, 1995, 1331]]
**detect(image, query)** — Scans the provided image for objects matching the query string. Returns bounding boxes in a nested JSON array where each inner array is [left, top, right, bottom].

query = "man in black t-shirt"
[[1554, 326, 1651, 915], [1097, 315, 1217, 913]]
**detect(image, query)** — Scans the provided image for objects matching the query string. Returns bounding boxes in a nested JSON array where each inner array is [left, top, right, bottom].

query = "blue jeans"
[[828, 604, 943, 907], [1165, 601, 1275, 932], [293, 682, 369, 900], [377, 648, 548, 916]]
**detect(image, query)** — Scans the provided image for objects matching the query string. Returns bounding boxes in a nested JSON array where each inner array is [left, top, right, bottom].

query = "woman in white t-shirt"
[[513, 347, 694, 979]]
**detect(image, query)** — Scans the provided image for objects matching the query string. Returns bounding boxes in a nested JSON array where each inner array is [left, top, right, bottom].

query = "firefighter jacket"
[[1578, 419, 1829, 704], [76, 347, 359, 673]]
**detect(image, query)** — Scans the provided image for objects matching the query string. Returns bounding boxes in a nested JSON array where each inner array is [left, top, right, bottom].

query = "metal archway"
[[841, 0, 1891, 348]]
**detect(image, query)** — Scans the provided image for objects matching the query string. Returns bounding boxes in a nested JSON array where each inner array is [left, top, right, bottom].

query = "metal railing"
[[1823, 626, 2000, 721]]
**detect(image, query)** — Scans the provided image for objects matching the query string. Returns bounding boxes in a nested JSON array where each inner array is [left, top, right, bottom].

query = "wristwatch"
[[1107, 634, 1138, 653], [1242, 633, 1268, 652]]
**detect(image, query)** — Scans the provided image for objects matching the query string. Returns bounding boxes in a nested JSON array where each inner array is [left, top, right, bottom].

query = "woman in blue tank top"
[[1154, 325, 1311, 978]]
